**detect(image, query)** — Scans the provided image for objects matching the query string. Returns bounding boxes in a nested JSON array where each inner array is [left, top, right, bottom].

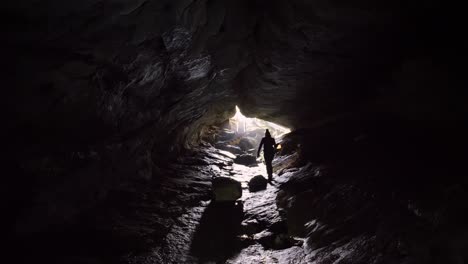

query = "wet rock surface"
[[12, 132, 304, 264], [11, 123, 468, 264]]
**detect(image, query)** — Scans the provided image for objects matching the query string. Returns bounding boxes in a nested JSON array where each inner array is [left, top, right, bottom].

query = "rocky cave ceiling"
[[8, 0, 465, 151]]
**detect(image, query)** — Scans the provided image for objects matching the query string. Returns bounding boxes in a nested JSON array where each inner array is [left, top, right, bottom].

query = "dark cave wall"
[[236, 0, 468, 127], [7, 0, 467, 236], [8, 0, 243, 234]]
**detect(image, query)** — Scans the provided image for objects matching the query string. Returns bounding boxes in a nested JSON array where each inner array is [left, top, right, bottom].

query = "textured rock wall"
[[7, 0, 242, 234], [7, 0, 466, 235]]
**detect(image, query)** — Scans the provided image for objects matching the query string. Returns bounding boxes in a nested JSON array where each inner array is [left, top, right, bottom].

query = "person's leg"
[[266, 158, 273, 181]]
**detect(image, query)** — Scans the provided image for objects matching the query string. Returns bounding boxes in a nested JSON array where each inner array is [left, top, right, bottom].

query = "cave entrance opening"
[[229, 105, 290, 139], [187, 106, 293, 261], [215, 105, 290, 165]]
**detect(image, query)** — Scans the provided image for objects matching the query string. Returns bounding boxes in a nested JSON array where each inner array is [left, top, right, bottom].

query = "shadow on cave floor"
[[189, 201, 244, 262]]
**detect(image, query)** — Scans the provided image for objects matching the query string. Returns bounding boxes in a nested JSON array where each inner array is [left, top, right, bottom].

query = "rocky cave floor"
[[22, 128, 307, 264], [16, 127, 468, 264]]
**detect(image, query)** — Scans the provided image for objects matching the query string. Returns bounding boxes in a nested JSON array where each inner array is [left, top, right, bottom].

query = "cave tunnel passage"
[[227, 105, 290, 159], [157, 107, 299, 263], [7, 0, 468, 263]]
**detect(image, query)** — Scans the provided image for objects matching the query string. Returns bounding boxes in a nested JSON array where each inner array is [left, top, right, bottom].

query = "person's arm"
[[273, 138, 278, 153], [257, 138, 264, 157]]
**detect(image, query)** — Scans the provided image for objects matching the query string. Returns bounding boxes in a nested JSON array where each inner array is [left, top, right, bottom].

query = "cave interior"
[[6, 0, 468, 263]]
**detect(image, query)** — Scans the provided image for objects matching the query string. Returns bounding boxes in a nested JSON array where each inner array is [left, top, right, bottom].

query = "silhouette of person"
[[257, 129, 277, 182]]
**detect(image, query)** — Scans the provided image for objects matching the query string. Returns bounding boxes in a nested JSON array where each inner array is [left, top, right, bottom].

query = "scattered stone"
[[212, 177, 242, 202], [248, 175, 268, 192], [254, 230, 297, 250], [241, 219, 262, 235], [217, 150, 237, 159], [215, 143, 244, 155], [234, 154, 257, 166]]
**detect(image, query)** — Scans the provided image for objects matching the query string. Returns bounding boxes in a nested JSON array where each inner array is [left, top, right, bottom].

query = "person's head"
[[265, 129, 271, 138]]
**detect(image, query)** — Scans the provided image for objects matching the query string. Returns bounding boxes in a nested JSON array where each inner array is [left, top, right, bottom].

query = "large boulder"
[[248, 175, 268, 192], [234, 154, 257, 166], [212, 177, 242, 202], [238, 137, 257, 152]]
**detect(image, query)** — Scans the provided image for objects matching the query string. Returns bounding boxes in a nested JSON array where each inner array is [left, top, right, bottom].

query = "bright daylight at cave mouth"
[[224, 105, 290, 169], [229, 106, 290, 137]]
